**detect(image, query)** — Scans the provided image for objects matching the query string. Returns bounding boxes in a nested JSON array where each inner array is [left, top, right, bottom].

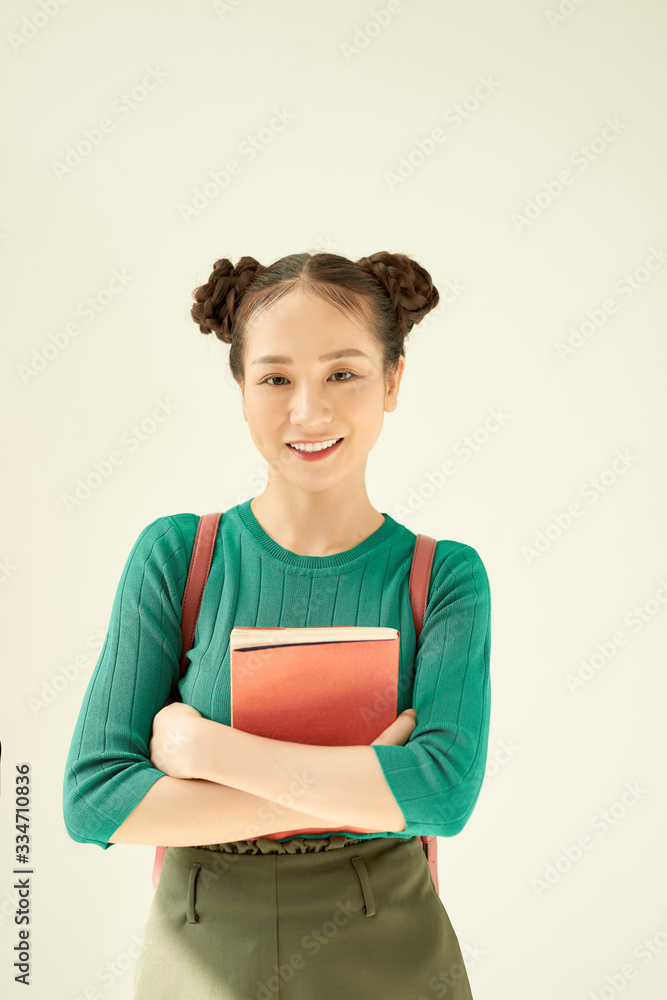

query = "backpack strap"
[[409, 533, 440, 896], [408, 533, 437, 642], [152, 511, 222, 892], [179, 512, 223, 674]]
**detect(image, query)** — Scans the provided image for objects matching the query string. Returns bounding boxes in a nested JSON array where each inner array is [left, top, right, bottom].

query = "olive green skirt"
[[133, 834, 473, 999]]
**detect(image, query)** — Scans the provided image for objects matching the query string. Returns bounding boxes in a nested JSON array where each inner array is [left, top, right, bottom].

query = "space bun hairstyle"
[[190, 250, 440, 385]]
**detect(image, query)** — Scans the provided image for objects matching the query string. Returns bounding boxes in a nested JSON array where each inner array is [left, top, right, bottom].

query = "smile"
[[286, 437, 344, 460]]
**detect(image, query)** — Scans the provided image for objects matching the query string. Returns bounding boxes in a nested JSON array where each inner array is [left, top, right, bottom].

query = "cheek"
[[244, 395, 279, 426], [349, 384, 385, 419]]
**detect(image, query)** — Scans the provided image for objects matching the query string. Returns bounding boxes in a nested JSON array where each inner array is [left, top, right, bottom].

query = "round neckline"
[[236, 499, 400, 568]]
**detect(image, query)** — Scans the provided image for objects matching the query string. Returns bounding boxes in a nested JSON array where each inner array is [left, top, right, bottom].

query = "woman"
[[63, 250, 492, 999]]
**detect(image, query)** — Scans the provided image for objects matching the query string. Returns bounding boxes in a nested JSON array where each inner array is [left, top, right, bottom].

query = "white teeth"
[[289, 438, 340, 453]]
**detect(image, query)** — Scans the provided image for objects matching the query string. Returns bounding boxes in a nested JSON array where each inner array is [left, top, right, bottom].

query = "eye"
[[259, 369, 358, 386]]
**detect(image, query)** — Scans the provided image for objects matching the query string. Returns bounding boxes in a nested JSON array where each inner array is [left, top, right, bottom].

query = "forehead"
[[245, 288, 378, 356]]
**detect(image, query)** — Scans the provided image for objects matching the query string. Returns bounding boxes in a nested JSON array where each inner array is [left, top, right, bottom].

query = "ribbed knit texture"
[[62, 500, 491, 849]]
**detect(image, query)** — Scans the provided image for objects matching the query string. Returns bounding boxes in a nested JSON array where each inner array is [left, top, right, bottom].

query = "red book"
[[230, 626, 399, 838]]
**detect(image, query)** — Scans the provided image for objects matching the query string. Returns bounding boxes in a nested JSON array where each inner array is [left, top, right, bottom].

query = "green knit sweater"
[[62, 500, 491, 849]]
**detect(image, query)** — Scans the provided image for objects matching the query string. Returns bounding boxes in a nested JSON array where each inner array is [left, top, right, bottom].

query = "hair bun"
[[191, 256, 265, 343], [356, 251, 439, 335]]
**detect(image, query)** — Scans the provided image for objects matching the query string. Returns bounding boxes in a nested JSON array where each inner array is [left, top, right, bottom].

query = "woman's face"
[[238, 286, 404, 494]]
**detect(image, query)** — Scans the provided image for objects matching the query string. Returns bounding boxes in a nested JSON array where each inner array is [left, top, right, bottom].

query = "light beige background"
[[2, 0, 666, 997]]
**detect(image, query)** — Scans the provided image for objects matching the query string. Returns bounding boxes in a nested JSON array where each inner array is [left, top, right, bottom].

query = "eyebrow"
[[250, 348, 370, 366]]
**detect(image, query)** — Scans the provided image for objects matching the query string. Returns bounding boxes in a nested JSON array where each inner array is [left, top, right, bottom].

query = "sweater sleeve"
[[370, 541, 491, 838], [62, 514, 197, 849]]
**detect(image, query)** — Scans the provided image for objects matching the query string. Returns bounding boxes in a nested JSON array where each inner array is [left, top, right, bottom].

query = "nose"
[[288, 380, 334, 430]]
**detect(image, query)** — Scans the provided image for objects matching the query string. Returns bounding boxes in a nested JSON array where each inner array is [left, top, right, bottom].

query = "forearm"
[[196, 720, 407, 833], [107, 775, 372, 847]]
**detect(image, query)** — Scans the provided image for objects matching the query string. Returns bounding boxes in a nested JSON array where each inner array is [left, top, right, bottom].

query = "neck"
[[249, 487, 385, 558]]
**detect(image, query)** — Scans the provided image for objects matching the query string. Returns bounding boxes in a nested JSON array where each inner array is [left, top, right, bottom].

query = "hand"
[[149, 702, 204, 779], [371, 708, 417, 746]]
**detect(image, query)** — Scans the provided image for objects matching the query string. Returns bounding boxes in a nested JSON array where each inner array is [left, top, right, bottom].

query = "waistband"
[[192, 834, 376, 855]]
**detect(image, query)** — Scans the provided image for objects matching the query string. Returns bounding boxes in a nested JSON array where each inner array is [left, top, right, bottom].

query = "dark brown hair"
[[190, 251, 440, 385]]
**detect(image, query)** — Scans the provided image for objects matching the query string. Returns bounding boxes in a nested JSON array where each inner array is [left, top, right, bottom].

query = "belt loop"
[[187, 862, 202, 923], [350, 856, 376, 917]]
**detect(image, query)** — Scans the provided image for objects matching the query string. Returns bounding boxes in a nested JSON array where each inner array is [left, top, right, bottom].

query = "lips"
[[286, 437, 344, 460], [286, 438, 343, 445]]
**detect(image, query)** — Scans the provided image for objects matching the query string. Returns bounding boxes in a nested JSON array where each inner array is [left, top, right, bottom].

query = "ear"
[[384, 355, 405, 413]]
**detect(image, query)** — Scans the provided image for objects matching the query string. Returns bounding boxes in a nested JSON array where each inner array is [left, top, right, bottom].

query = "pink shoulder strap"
[[179, 512, 222, 674], [408, 533, 436, 640]]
